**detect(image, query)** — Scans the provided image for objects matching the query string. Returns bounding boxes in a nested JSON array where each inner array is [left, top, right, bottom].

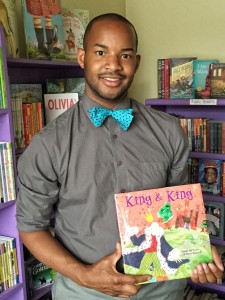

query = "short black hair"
[[83, 13, 138, 52]]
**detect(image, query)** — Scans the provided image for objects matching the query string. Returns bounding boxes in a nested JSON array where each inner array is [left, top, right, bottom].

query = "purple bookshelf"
[[145, 98, 225, 297], [0, 26, 84, 300]]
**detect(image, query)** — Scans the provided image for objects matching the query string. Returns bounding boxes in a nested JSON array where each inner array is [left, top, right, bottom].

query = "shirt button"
[[120, 189, 126, 193], [113, 134, 118, 139], [117, 161, 122, 166]]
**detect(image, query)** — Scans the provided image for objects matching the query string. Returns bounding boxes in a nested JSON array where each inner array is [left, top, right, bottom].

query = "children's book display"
[[199, 159, 222, 195], [114, 183, 212, 283], [205, 201, 224, 240]]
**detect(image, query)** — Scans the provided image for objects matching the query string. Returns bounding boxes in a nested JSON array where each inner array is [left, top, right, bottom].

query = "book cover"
[[205, 201, 224, 240], [114, 183, 212, 283], [44, 92, 78, 123], [170, 57, 197, 98], [10, 83, 43, 103], [62, 8, 89, 61], [23, 0, 66, 61], [193, 60, 219, 99], [210, 63, 225, 98], [0, 0, 19, 58], [46, 77, 85, 99], [199, 159, 222, 195]]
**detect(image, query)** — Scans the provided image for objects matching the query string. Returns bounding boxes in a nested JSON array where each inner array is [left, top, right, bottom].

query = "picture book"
[[198, 159, 222, 195], [193, 59, 219, 99], [10, 83, 43, 103], [114, 183, 212, 283], [44, 92, 78, 123], [46, 77, 85, 99], [62, 8, 89, 61], [205, 201, 224, 239], [22, 0, 66, 61], [1, 0, 19, 58], [210, 63, 225, 98], [170, 57, 197, 98]]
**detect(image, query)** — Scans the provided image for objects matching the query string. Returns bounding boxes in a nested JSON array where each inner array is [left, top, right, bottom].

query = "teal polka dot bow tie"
[[88, 107, 134, 131]]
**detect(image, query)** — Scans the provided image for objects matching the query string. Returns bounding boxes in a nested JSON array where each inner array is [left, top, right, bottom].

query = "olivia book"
[[114, 183, 212, 283]]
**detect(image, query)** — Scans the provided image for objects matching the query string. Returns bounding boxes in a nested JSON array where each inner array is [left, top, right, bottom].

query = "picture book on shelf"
[[210, 63, 225, 98], [44, 92, 78, 123], [199, 159, 222, 195], [205, 201, 224, 240], [193, 59, 219, 99], [169, 57, 197, 98], [10, 83, 43, 103], [114, 183, 212, 283], [22, 0, 66, 61], [46, 78, 85, 99], [62, 8, 89, 61]]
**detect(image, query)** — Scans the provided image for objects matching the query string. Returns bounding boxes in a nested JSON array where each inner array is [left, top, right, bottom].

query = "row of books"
[[0, 48, 7, 109], [0, 236, 19, 293], [188, 158, 225, 196], [157, 58, 225, 99], [0, 142, 16, 203], [179, 118, 225, 154]]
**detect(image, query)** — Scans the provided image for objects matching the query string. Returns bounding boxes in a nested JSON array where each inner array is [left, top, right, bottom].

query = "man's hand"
[[77, 243, 151, 298], [191, 245, 224, 284]]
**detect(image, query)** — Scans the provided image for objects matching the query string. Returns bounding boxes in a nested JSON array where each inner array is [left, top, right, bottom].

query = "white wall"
[[126, 0, 225, 103]]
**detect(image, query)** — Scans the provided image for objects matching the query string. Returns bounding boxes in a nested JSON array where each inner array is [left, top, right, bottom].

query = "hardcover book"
[[62, 8, 89, 61], [44, 92, 78, 123], [10, 83, 43, 103], [23, 0, 66, 61], [46, 78, 85, 99], [170, 57, 197, 98], [114, 183, 212, 283], [193, 60, 219, 99], [199, 159, 222, 195], [210, 63, 225, 98], [205, 201, 224, 239]]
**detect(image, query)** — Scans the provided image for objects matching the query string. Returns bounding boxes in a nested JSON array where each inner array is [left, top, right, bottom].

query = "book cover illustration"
[[44, 92, 78, 123], [170, 57, 196, 98], [46, 77, 85, 99], [114, 183, 212, 283], [205, 201, 224, 239], [193, 59, 219, 99], [62, 8, 89, 61], [23, 0, 66, 60], [10, 83, 42, 103], [210, 63, 225, 98], [199, 159, 222, 195], [0, 0, 19, 58]]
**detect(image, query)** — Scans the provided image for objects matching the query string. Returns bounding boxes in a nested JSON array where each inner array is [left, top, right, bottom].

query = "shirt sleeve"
[[16, 134, 59, 232]]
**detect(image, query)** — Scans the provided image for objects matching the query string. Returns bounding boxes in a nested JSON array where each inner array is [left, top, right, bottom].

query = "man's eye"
[[96, 51, 104, 56], [122, 54, 131, 59]]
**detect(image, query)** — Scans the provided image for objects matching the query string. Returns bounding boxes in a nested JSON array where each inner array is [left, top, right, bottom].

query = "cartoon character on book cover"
[[23, 0, 65, 60], [114, 184, 212, 283], [199, 159, 222, 195]]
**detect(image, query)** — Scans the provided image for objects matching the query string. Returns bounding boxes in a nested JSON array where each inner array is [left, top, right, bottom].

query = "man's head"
[[77, 13, 141, 107]]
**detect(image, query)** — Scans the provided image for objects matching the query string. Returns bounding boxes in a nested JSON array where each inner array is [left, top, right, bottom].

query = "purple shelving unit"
[[0, 26, 84, 300], [145, 98, 225, 297]]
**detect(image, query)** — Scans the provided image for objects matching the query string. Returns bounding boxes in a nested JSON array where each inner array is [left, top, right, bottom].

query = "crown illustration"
[[144, 211, 154, 222], [204, 160, 218, 169]]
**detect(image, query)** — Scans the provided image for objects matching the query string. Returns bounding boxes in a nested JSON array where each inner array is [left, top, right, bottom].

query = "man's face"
[[77, 19, 140, 107], [205, 168, 217, 184]]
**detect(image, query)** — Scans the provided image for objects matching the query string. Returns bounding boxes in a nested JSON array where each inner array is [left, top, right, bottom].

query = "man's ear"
[[134, 55, 141, 73], [77, 48, 85, 69]]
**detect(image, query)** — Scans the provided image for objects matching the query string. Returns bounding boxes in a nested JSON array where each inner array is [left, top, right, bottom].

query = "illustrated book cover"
[[44, 92, 78, 123], [62, 8, 89, 61], [114, 183, 212, 283], [210, 63, 225, 98], [193, 59, 219, 99], [198, 159, 222, 195], [22, 0, 66, 61], [10, 83, 43, 103], [170, 57, 197, 98], [205, 201, 224, 240]]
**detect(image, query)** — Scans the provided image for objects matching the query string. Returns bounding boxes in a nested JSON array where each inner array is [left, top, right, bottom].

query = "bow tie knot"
[[88, 107, 133, 131]]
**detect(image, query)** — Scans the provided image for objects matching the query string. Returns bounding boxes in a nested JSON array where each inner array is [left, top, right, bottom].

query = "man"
[[16, 13, 223, 299]]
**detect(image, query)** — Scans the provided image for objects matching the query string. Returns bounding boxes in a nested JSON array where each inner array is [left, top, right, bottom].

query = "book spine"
[[0, 144, 8, 202], [157, 59, 162, 98], [36, 102, 43, 132], [22, 103, 30, 147], [0, 49, 7, 108], [164, 59, 170, 99]]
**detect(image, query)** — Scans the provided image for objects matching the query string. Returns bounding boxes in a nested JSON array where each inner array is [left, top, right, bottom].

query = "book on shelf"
[[10, 83, 43, 103], [44, 92, 78, 123], [46, 77, 85, 99], [199, 159, 222, 195], [62, 8, 89, 62], [157, 58, 170, 99], [11, 97, 25, 149], [210, 63, 225, 98], [114, 183, 212, 283], [0, 49, 7, 109], [0, 0, 19, 58], [205, 201, 224, 240], [193, 59, 219, 99], [22, 0, 66, 61], [169, 57, 197, 98]]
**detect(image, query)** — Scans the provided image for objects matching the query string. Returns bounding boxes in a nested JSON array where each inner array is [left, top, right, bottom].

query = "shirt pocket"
[[141, 161, 169, 189]]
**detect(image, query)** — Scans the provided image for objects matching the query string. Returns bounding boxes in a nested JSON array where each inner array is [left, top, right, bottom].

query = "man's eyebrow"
[[93, 44, 135, 52]]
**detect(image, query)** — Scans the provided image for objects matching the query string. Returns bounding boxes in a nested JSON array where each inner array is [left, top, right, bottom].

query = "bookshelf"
[[0, 26, 84, 300], [145, 98, 225, 298]]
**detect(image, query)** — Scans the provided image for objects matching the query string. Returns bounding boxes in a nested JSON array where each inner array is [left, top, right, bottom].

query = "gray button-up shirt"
[[16, 95, 189, 266]]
